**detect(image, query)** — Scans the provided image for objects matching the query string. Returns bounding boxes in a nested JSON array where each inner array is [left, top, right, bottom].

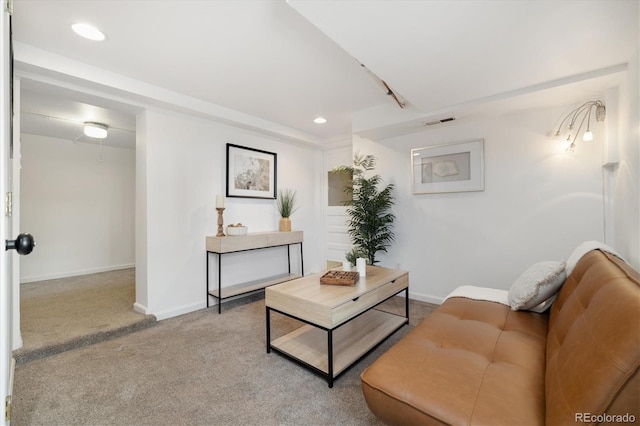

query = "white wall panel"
[[355, 105, 606, 303], [140, 109, 322, 319], [612, 46, 640, 269], [20, 134, 135, 282]]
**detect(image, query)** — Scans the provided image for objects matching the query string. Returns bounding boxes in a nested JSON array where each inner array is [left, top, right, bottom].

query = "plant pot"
[[279, 217, 291, 232]]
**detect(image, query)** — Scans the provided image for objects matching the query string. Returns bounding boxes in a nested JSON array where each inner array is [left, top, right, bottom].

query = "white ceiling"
[[11, 0, 639, 148], [19, 79, 138, 149]]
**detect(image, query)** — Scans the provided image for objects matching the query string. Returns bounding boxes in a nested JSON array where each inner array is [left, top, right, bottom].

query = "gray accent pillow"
[[508, 261, 566, 311]]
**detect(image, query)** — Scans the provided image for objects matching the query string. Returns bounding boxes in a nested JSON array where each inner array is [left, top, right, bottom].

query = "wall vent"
[[425, 117, 455, 126]]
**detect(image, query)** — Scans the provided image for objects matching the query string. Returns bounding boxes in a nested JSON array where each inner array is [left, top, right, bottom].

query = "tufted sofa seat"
[[361, 250, 640, 425]]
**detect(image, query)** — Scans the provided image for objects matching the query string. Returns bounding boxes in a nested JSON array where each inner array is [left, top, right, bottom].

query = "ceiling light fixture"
[[313, 117, 327, 124], [553, 100, 605, 152], [84, 122, 108, 139], [71, 23, 105, 41]]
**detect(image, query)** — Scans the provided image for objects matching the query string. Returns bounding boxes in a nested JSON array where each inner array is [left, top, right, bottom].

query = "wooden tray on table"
[[320, 270, 359, 286]]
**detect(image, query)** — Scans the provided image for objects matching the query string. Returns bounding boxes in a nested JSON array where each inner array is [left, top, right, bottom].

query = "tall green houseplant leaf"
[[333, 153, 395, 265]]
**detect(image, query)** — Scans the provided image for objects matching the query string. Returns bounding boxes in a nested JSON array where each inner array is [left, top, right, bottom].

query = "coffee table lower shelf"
[[268, 309, 407, 387]]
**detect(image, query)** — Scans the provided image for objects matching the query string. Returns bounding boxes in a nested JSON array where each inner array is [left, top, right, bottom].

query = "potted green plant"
[[345, 247, 367, 268], [334, 153, 395, 265], [276, 188, 298, 232]]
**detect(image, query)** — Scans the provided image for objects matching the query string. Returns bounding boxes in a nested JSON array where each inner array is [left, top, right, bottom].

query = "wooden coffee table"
[[265, 265, 409, 387]]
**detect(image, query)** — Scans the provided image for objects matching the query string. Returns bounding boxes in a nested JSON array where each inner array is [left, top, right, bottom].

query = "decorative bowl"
[[226, 225, 248, 236]]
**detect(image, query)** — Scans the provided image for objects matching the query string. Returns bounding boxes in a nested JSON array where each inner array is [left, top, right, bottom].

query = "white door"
[[1, 5, 33, 424], [1, 4, 12, 425], [323, 146, 353, 268]]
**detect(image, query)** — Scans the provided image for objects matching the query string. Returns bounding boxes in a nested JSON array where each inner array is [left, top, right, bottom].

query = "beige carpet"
[[14, 268, 156, 364], [13, 294, 436, 425]]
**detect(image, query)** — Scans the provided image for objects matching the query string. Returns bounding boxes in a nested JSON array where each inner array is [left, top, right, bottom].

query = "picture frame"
[[411, 139, 484, 194], [226, 143, 277, 199]]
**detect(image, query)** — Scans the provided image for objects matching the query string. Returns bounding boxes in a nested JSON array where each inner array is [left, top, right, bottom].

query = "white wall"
[[135, 112, 149, 311], [612, 45, 640, 269], [354, 105, 605, 303], [20, 134, 135, 282], [137, 109, 322, 319]]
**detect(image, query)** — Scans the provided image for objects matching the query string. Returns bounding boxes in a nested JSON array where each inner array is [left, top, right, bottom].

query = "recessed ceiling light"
[[72, 23, 105, 41], [313, 117, 327, 124]]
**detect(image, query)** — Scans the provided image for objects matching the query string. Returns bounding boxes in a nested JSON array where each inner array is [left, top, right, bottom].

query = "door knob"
[[5, 233, 35, 255]]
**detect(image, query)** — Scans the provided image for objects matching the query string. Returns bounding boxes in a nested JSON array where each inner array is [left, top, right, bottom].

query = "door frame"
[[10, 76, 20, 351]]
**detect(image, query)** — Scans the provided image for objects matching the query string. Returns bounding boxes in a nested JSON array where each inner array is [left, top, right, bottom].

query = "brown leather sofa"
[[361, 250, 640, 425]]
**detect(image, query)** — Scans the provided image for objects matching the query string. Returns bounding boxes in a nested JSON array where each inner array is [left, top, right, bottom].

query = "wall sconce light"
[[554, 100, 605, 152], [84, 122, 108, 139]]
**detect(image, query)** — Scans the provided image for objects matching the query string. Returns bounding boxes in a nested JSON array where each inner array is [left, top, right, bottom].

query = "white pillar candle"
[[216, 194, 224, 208], [356, 258, 367, 277]]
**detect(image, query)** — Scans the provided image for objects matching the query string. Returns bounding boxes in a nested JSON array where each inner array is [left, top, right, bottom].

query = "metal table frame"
[[206, 242, 303, 314]]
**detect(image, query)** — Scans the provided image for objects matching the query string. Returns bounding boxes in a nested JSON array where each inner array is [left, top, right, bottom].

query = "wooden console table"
[[206, 231, 303, 313]]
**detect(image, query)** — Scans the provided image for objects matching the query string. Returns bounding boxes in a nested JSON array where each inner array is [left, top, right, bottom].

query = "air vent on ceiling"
[[425, 116, 456, 126]]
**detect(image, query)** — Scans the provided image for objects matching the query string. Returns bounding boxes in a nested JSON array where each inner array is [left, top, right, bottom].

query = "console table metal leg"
[[300, 242, 304, 276], [266, 307, 271, 354], [206, 252, 210, 308], [218, 253, 222, 314], [287, 245, 291, 274], [327, 329, 334, 388]]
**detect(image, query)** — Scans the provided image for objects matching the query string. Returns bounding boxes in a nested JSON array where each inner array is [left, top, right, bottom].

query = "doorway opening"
[[14, 79, 152, 363]]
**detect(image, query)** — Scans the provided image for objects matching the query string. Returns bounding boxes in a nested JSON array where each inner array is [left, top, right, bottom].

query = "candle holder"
[[216, 208, 226, 237]]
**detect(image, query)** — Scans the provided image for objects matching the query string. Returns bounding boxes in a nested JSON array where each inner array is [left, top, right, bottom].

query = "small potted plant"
[[276, 188, 298, 232], [345, 247, 367, 268]]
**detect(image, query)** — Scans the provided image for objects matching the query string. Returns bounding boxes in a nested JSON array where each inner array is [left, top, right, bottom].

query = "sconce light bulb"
[[583, 130, 593, 142]]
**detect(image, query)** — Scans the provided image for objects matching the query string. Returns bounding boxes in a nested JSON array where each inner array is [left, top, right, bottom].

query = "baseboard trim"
[[20, 263, 136, 284], [133, 302, 148, 315], [408, 290, 444, 305], [153, 301, 205, 321]]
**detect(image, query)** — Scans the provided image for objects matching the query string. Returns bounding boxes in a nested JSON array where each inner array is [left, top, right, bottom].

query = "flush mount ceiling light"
[[72, 23, 105, 41], [313, 117, 327, 124], [553, 100, 605, 152], [84, 122, 108, 139]]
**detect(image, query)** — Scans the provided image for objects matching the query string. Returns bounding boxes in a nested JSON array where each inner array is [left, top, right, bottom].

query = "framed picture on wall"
[[411, 139, 484, 194], [226, 143, 277, 199]]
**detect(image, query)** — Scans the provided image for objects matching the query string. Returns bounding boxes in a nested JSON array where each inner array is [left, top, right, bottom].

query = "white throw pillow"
[[508, 261, 566, 311], [527, 293, 558, 313]]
